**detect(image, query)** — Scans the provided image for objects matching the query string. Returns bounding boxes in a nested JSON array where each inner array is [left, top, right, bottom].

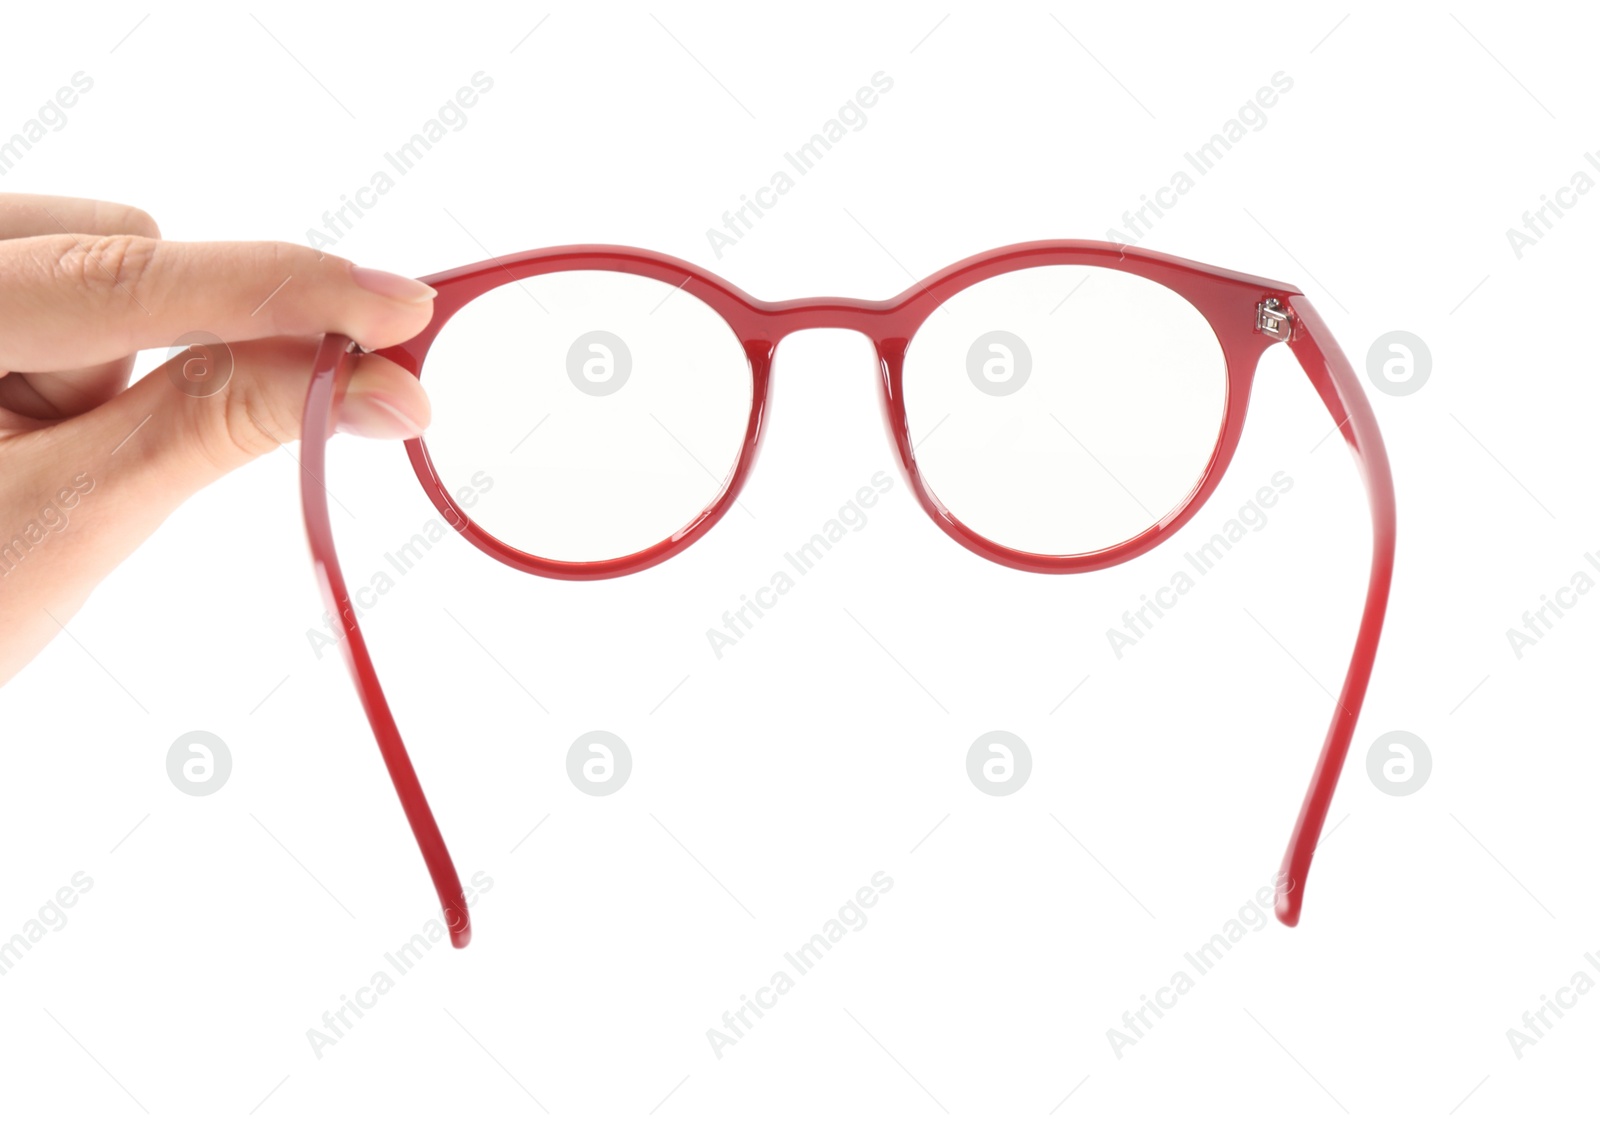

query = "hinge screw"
[[1257, 298, 1291, 342]]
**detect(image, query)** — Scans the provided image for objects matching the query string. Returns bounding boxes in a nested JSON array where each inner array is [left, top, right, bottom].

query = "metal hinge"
[[1256, 298, 1291, 342]]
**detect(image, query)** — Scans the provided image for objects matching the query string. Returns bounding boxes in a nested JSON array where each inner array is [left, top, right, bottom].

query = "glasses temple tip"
[[1274, 872, 1303, 927]]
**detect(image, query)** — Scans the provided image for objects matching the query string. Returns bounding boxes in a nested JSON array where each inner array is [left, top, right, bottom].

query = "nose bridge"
[[759, 296, 896, 340]]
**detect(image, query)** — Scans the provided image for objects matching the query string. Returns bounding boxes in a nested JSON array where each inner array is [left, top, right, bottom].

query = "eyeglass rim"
[[380, 239, 1304, 580]]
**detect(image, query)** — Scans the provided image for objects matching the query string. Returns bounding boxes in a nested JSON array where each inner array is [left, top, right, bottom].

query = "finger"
[[0, 197, 159, 413], [108, 335, 431, 476], [0, 193, 160, 240], [0, 235, 436, 372], [0, 337, 429, 684], [0, 356, 136, 421], [36, 333, 426, 533]]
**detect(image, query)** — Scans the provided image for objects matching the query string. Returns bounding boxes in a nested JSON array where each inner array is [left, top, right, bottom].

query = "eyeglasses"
[[300, 240, 1395, 948]]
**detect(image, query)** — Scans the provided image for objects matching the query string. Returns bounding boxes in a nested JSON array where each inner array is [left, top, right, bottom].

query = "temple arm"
[[1273, 297, 1397, 926], [301, 333, 472, 947]]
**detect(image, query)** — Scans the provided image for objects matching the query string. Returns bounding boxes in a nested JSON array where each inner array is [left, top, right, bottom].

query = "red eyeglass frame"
[[301, 239, 1395, 948]]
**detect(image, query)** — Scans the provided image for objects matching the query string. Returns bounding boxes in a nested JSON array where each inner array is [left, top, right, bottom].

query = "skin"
[[0, 192, 436, 684]]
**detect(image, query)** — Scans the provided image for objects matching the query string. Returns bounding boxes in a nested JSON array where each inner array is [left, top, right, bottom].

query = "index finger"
[[0, 234, 436, 372]]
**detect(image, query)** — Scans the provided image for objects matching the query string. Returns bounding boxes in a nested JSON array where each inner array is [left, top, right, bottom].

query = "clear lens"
[[421, 270, 753, 564], [901, 265, 1228, 556]]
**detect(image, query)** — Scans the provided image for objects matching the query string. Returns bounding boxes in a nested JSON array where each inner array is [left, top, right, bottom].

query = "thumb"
[[71, 333, 430, 491], [0, 336, 428, 681]]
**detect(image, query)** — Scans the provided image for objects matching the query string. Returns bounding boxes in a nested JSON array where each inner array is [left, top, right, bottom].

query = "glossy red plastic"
[[300, 240, 1396, 946]]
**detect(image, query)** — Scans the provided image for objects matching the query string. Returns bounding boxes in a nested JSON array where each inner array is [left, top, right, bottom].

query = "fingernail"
[[350, 265, 437, 303], [337, 391, 426, 439]]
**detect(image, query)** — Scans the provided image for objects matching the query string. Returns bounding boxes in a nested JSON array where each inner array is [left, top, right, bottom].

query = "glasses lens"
[[901, 265, 1228, 557], [420, 270, 753, 564]]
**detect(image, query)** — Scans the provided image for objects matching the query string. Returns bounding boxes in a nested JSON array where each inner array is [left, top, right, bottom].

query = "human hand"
[[0, 192, 435, 684]]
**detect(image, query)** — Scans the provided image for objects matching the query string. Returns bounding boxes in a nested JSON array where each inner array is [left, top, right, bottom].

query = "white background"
[[1, 2, 1595, 1125]]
